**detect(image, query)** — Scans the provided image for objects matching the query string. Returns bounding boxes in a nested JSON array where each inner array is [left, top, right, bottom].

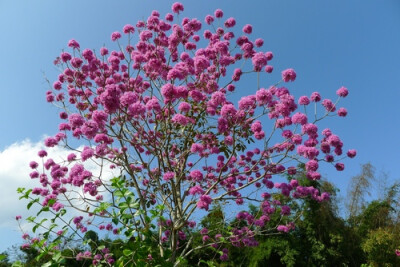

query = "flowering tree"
[[17, 2, 355, 266]]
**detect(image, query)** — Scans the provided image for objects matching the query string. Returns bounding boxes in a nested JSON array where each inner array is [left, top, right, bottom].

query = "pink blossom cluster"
[[24, 2, 356, 262]]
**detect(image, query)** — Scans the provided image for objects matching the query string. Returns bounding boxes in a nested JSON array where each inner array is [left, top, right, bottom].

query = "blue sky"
[[1, 0, 400, 253]]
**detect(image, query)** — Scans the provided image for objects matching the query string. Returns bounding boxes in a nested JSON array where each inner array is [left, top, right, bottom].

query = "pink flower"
[[277, 225, 289, 232], [205, 15, 214, 24], [146, 98, 161, 111], [178, 102, 191, 113], [38, 150, 47, 158], [220, 254, 228, 261], [243, 24, 253, 34], [232, 68, 242, 81], [221, 104, 237, 117], [60, 52, 72, 62], [307, 171, 321, 181], [256, 88, 272, 105], [29, 161, 38, 169], [189, 185, 205, 195], [189, 170, 203, 181], [165, 13, 174, 21], [255, 38, 264, 47], [336, 86, 349, 97], [214, 9, 223, 18], [347, 149, 357, 158], [224, 17, 236, 28], [197, 195, 212, 210], [282, 68, 296, 82], [123, 24, 135, 34], [298, 96, 310, 105], [291, 112, 308, 125], [81, 147, 94, 161], [239, 95, 256, 110], [396, 249, 400, 256], [52, 202, 64, 211], [252, 52, 268, 72], [264, 65, 273, 73], [310, 92, 321, 102], [172, 2, 184, 14], [21, 243, 30, 250], [120, 92, 138, 107], [265, 52, 273, 60], [321, 192, 330, 201], [68, 39, 80, 49], [67, 153, 76, 161], [44, 137, 58, 147], [140, 30, 153, 41], [16, 215, 22, 220], [325, 155, 334, 162], [53, 81, 62, 90], [335, 163, 345, 171], [302, 123, 318, 135], [224, 136, 233, 146], [171, 114, 190, 126], [100, 47, 108, 56], [280, 205, 291, 215], [71, 57, 83, 69], [191, 143, 204, 153], [251, 120, 262, 133], [163, 172, 175, 181], [69, 113, 85, 128], [322, 99, 336, 112], [306, 160, 319, 172], [322, 128, 332, 137], [161, 84, 176, 103], [337, 107, 347, 117], [254, 131, 265, 140]]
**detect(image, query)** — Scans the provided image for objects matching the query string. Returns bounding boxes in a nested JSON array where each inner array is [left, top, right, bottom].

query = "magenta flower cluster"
[[23, 2, 356, 264]]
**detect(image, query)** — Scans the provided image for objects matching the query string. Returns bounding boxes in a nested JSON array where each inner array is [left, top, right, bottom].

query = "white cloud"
[[0, 140, 50, 229], [0, 139, 117, 237]]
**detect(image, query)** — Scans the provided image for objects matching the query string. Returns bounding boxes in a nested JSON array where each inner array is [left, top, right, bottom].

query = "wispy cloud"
[[0, 139, 117, 241]]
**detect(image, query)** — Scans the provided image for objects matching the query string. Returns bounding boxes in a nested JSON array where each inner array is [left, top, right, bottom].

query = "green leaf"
[[47, 198, 56, 207], [131, 202, 140, 209], [26, 216, 36, 223], [124, 229, 135, 237], [0, 254, 6, 261], [11, 261, 23, 267], [27, 198, 39, 210], [134, 209, 143, 216], [121, 213, 133, 220], [156, 204, 165, 211], [123, 249, 133, 256], [115, 190, 124, 198], [17, 187, 25, 194], [49, 223, 58, 231], [52, 251, 62, 262], [60, 208, 67, 216], [124, 190, 134, 198], [36, 248, 47, 261], [37, 206, 49, 216], [41, 262, 52, 267], [19, 189, 32, 200], [149, 209, 158, 217], [119, 202, 129, 209]]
